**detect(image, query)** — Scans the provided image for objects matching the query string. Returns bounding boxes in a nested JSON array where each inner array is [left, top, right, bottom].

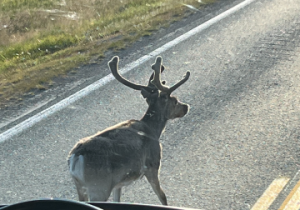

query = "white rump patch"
[[69, 154, 85, 183]]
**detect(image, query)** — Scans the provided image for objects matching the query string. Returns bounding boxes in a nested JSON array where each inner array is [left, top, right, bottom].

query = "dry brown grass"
[[0, 0, 213, 105]]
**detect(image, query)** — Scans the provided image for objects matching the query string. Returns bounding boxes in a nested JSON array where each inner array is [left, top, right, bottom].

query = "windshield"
[[1, 0, 300, 209]]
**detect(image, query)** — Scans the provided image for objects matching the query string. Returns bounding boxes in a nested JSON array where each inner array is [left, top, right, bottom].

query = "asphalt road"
[[1, 0, 300, 209]]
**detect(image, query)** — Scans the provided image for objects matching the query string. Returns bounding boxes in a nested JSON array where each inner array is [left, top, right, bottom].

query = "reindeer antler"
[[108, 56, 148, 91], [108, 56, 190, 95], [151, 56, 190, 94]]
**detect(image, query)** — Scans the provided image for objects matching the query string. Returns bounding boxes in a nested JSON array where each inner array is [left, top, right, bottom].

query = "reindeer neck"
[[140, 105, 168, 139]]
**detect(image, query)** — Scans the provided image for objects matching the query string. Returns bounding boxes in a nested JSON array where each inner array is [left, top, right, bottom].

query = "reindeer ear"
[[141, 88, 159, 105], [141, 88, 151, 98]]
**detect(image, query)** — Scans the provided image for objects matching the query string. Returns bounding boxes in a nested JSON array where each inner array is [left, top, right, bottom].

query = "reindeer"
[[68, 56, 190, 205]]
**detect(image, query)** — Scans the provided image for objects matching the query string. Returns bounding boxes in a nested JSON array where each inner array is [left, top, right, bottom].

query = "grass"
[[0, 0, 214, 105]]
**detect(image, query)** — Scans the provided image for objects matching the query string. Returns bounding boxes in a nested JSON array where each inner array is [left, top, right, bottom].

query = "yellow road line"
[[251, 177, 290, 210], [278, 178, 300, 210]]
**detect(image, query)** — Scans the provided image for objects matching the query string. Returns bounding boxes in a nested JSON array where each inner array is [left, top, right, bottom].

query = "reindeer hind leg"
[[74, 178, 88, 201], [87, 184, 113, 201], [113, 187, 122, 202]]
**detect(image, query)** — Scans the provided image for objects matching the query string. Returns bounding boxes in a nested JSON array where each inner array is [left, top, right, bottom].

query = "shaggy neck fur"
[[141, 103, 168, 139]]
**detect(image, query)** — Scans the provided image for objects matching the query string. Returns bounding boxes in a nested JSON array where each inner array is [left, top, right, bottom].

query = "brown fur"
[[68, 56, 190, 205]]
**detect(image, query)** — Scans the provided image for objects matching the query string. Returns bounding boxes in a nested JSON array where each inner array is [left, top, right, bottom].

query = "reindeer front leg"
[[145, 168, 168, 205]]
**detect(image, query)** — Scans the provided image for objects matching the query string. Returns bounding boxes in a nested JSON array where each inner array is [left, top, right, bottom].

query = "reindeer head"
[[108, 56, 190, 120]]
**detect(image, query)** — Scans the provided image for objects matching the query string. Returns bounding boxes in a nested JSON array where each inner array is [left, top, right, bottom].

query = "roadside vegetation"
[[0, 0, 213, 105]]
